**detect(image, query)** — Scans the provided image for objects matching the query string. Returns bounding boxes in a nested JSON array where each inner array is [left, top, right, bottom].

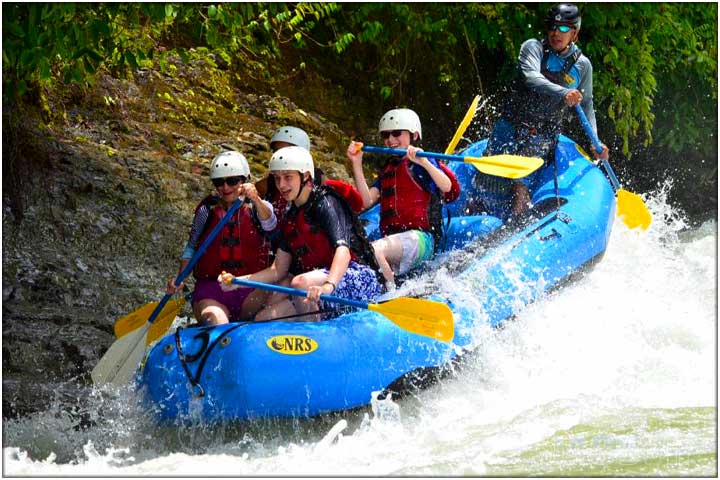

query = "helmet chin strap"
[[293, 173, 311, 202], [292, 182, 304, 203]]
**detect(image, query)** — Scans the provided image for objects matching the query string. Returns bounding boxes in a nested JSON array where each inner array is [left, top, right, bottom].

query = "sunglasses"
[[212, 176, 244, 188], [380, 130, 406, 139], [548, 24, 574, 33]]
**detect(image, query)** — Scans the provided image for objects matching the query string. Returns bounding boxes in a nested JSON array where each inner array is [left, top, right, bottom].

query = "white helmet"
[[270, 126, 311, 151], [269, 146, 314, 180], [378, 108, 422, 139], [209, 151, 251, 179]]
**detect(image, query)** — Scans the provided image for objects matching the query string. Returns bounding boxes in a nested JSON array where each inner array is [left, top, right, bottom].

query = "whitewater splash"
[[4, 182, 716, 475]]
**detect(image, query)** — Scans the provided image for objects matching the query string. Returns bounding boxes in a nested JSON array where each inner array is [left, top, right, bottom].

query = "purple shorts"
[[192, 278, 254, 322]]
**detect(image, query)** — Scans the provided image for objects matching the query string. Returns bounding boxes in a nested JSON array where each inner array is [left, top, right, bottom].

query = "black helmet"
[[546, 3, 581, 28]]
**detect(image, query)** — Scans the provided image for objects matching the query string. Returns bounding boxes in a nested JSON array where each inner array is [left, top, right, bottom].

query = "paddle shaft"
[[360, 145, 542, 173], [575, 105, 621, 191], [362, 145, 472, 164], [147, 198, 243, 325], [230, 277, 369, 309], [226, 277, 454, 342], [359, 144, 544, 179]]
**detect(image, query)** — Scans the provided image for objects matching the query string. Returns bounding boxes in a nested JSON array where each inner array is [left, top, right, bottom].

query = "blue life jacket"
[[504, 38, 582, 131]]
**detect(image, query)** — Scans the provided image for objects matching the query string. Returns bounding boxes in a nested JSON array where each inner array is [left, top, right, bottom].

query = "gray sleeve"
[[181, 205, 210, 260], [576, 56, 598, 133], [518, 39, 569, 101], [257, 199, 277, 231]]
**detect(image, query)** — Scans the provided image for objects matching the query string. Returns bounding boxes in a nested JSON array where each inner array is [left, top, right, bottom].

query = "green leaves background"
[[3, 2, 717, 177]]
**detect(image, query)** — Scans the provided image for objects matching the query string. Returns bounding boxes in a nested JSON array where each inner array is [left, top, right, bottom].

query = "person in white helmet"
[[166, 150, 277, 325], [346, 108, 458, 288], [220, 146, 384, 321], [260, 125, 365, 220], [269, 125, 312, 152]]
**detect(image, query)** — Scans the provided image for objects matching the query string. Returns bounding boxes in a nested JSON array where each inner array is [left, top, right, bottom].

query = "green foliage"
[[646, 4, 717, 158], [2, 2, 717, 161], [581, 3, 717, 157], [2, 3, 345, 104], [2, 3, 175, 104]]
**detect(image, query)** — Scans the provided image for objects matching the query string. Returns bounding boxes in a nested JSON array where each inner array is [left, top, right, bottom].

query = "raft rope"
[[550, 136, 562, 212], [174, 323, 243, 398], [173, 308, 338, 397]]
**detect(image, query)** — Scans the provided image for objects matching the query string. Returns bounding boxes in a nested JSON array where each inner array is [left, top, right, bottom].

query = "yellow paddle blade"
[[114, 297, 185, 345], [114, 301, 158, 337], [146, 303, 183, 345], [617, 188, 652, 230], [445, 95, 480, 155], [465, 154, 545, 179], [368, 297, 454, 342]]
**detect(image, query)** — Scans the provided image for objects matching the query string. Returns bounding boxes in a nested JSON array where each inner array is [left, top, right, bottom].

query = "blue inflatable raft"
[[137, 135, 616, 422]]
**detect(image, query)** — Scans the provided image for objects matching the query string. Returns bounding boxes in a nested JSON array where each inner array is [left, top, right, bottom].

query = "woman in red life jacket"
[[220, 146, 384, 321], [347, 108, 459, 289], [166, 151, 277, 325]]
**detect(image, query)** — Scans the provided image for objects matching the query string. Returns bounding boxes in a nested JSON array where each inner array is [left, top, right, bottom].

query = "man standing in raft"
[[477, 3, 609, 218]]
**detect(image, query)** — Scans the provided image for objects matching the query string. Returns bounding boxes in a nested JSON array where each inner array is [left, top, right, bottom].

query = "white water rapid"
[[3, 182, 716, 476]]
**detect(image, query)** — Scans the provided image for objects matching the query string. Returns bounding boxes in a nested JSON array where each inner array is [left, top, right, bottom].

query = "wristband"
[[323, 280, 336, 292]]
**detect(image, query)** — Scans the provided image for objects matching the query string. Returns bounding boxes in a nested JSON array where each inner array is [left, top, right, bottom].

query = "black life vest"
[[281, 186, 383, 283], [502, 39, 582, 130]]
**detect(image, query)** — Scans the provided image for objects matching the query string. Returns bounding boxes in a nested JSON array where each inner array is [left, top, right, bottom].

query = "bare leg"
[[511, 182, 531, 217], [254, 275, 294, 321], [255, 299, 297, 321], [373, 244, 395, 285], [194, 299, 231, 326], [372, 235, 404, 286], [289, 270, 328, 321], [239, 289, 270, 319]]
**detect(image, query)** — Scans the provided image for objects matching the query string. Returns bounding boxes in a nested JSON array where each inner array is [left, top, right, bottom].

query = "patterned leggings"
[[318, 261, 384, 316]]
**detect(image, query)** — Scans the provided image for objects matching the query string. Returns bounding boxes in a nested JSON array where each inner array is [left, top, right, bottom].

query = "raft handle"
[[539, 228, 561, 241]]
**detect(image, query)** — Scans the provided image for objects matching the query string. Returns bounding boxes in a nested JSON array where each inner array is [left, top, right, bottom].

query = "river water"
[[3, 183, 716, 476]]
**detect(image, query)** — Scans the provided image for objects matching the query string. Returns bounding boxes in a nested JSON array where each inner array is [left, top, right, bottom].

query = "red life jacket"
[[281, 190, 359, 273], [324, 179, 364, 213], [379, 156, 435, 235], [193, 197, 271, 279]]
